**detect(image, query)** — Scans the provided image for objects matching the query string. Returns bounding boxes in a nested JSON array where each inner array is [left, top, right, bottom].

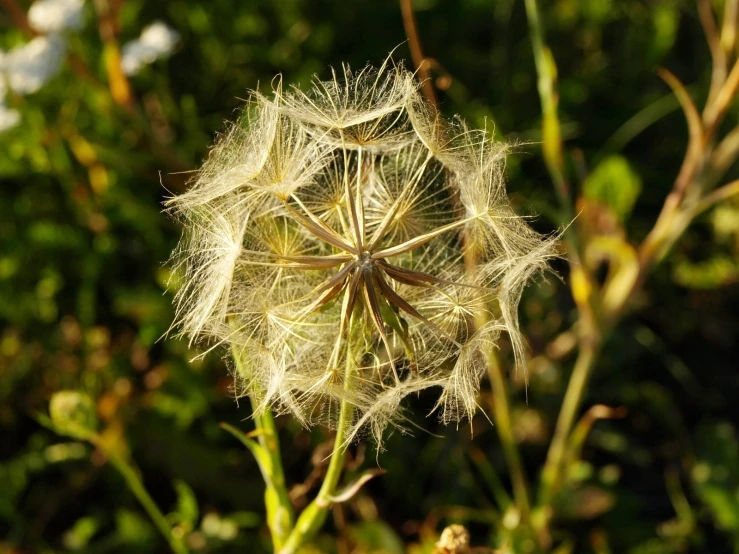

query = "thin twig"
[[704, 57, 739, 138], [400, 0, 438, 107], [709, 124, 739, 181], [692, 179, 739, 216], [93, 0, 134, 110], [698, 0, 727, 110], [538, 341, 600, 508], [524, 0, 605, 523], [0, 0, 38, 34], [524, 0, 568, 205], [638, 70, 707, 270], [721, 0, 739, 54]]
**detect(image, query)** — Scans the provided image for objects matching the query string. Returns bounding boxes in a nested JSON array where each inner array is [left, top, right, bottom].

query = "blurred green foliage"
[[1, 0, 739, 553]]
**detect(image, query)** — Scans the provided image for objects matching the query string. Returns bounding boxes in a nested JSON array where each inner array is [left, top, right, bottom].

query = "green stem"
[[524, 0, 598, 329], [279, 328, 357, 554], [100, 444, 189, 554], [525, 1, 602, 514], [253, 402, 295, 550], [524, 0, 569, 210], [486, 350, 533, 531], [537, 340, 599, 509], [279, 398, 352, 554], [469, 447, 511, 514], [230, 349, 294, 550], [465, 243, 536, 545]]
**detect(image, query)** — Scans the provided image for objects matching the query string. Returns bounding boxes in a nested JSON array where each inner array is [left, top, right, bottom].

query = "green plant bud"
[[49, 390, 98, 440]]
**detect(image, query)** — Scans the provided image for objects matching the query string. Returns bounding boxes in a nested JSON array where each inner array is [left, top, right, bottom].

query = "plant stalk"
[[253, 401, 295, 550], [537, 339, 599, 509], [100, 444, 189, 554], [485, 350, 533, 529], [400, 0, 438, 107], [524, 0, 568, 208], [464, 232, 536, 544], [279, 397, 353, 554], [231, 349, 294, 550], [278, 322, 357, 554]]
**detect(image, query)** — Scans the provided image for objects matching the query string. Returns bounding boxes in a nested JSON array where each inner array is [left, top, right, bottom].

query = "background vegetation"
[[2, 0, 738, 552]]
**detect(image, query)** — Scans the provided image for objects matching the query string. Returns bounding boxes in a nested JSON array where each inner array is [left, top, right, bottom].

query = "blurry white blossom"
[[0, 103, 21, 132], [0, 35, 66, 95], [28, 0, 85, 34], [0, 57, 17, 132], [121, 22, 179, 76]]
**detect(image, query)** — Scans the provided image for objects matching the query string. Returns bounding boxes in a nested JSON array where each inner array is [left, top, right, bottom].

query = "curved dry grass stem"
[[399, 0, 438, 107], [528, 1, 739, 540]]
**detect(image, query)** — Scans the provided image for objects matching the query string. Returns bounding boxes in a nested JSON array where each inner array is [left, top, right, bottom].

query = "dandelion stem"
[[279, 398, 353, 554], [279, 318, 358, 554], [230, 348, 294, 550]]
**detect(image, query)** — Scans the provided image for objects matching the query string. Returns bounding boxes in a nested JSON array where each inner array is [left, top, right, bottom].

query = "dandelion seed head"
[[168, 58, 556, 444]]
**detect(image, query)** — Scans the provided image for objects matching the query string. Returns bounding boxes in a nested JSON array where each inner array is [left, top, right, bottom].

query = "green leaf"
[[226, 510, 262, 529], [115, 508, 155, 545], [348, 520, 405, 554], [673, 256, 739, 289], [220, 422, 271, 482], [62, 516, 101, 550], [583, 155, 642, 221], [172, 479, 199, 531], [650, 4, 679, 60], [692, 421, 739, 533]]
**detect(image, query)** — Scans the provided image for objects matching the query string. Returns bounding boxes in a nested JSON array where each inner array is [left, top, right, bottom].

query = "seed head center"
[[357, 250, 373, 270]]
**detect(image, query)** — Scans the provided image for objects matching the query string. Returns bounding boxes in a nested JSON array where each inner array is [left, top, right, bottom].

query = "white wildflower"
[[0, 62, 19, 133], [168, 60, 556, 444], [121, 21, 179, 76], [1, 35, 66, 95], [0, 103, 21, 133], [28, 0, 85, 34]]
